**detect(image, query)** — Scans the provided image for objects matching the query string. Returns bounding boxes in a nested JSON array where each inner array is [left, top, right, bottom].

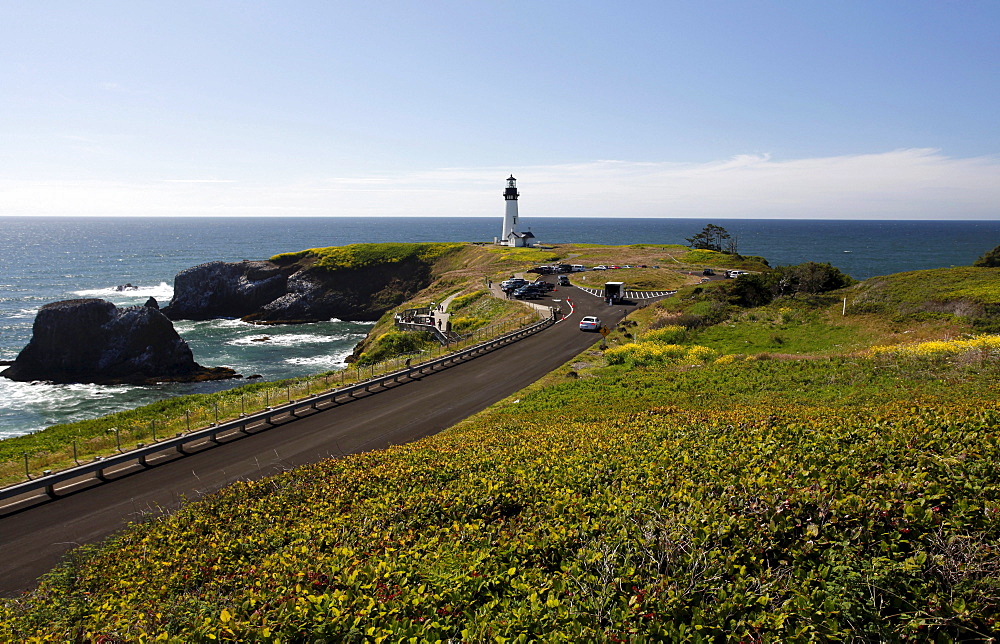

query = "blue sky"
[[2, 1, 998, 218]]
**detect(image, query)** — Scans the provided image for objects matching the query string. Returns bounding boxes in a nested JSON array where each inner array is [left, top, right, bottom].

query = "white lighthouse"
[[499, 175, 534, 247]]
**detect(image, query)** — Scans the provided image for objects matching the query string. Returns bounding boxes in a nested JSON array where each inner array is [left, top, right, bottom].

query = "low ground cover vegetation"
[[3, 350, 999, 641]]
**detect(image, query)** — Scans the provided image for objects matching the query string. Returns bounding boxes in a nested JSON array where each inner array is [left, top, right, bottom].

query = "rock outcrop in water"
[[0, 299, 237, 384], [162, 255, 435, 324], [160, 261, 288, 321]]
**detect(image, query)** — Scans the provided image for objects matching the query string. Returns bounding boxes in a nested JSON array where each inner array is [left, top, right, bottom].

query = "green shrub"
[[450, 316, 488, 333], [356, 330, 435, 365], [638, 325, 686, 344], [605, 342, 715, 366], [448, 290, 487, 312]]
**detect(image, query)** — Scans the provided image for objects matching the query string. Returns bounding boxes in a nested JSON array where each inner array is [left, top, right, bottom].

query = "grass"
[[847, 266, 1000, 319], [689, 308, 861, 355], [270, 242, 465, 272]]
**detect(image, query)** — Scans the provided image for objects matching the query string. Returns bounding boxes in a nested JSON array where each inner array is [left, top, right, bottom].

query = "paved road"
[[0, 285, 639, 597]]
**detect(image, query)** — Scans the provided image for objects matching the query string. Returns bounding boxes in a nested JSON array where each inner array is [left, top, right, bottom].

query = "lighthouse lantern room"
[[498, 175, 534, 247]]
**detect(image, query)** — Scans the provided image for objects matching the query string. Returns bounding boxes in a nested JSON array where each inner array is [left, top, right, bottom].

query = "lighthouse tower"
[[501, 174, 519, 242]]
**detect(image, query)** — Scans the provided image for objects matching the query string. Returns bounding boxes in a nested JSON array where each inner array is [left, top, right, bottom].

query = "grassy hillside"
[[4, 265, 1000, 641], [270, 242, 466, 272], [846, 267, 1000, 332]]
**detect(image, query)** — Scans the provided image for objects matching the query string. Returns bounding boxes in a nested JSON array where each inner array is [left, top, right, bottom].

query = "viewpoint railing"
[[394, 307, 461, 344], [0, 312, 555, 505]]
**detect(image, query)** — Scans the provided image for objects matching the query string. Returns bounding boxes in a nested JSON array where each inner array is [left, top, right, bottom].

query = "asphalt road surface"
[[0, 285, 643, 597]]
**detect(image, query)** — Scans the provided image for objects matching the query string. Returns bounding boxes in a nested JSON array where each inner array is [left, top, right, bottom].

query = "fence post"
[[286, 385, 291, 403], [214, 403, 219, 426], [24, 453, 30, 479], [241, 395, 246, 417], [109, 427, 121, 452], [73, 439, 79, 465], [186, 411, 191, 433], [265, 389, 270, 409]]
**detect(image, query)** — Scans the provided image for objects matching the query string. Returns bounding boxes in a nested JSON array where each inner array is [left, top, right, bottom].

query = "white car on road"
[[579, 316, 601, 332]]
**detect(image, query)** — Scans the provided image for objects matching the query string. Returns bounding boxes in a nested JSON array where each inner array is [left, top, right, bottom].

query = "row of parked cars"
[[528, 264, 586, 275], [591, 264, 649, 270], [530, 263, 655, 273], [500, 277, 556, 300]]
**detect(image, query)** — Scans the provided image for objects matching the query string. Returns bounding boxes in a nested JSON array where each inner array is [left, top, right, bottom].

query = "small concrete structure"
[[393, 293, 460, 344]]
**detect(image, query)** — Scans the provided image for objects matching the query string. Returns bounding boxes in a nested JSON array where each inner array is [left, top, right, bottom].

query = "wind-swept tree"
[[686, 224, 733, 253], [974, 244, 1000, 267]]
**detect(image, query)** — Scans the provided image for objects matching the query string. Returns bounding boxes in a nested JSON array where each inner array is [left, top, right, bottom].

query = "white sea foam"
[[0, 379, 137, 439], [1, 380, 134, 408], [217, 318, 255, 328], [284, 354, 351, 368], [73, 281, 173, 300], [227, 332, 356, 347]]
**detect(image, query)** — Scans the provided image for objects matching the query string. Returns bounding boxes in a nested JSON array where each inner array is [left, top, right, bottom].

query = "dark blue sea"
[[1, 216, 998, 439]]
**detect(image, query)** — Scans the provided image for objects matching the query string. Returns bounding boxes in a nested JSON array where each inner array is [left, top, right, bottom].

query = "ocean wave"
[[227, 332, 357, 347], [0, 379, 141, 439], [284, 352, 353, 368], [0, 380, 136, 433], [73, 281, 173, 300], [172, 318, 256, 332], [0, 380, 135, 408]]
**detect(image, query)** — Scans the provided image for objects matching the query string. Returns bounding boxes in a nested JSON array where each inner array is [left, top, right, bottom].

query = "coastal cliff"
[[163, 243, 464, 324], [1, 299, 237, 385], [160, 260, 289, 321]]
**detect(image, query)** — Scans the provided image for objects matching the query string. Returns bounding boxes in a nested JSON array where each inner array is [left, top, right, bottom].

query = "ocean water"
[[1, 216, 999, 439]]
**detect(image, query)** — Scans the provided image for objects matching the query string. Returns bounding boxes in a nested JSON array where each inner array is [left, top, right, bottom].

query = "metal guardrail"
[[0, 315, 554, 505]]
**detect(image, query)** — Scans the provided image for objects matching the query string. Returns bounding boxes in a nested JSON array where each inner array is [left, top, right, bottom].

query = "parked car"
[[558, 275, 570, 286], [579, 316, 601, 332], [501, 278, 529, 291], [593, 265, 607, 270], [703, 268, 715, 276]]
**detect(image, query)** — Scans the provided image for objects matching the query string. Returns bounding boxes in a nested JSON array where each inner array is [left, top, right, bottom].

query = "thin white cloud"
[[1, 149, 998, 219], [158, 179, 239, 183]]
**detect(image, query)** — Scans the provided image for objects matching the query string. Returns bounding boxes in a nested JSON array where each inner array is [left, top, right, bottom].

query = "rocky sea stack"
[[0, 299, 237, 385]]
